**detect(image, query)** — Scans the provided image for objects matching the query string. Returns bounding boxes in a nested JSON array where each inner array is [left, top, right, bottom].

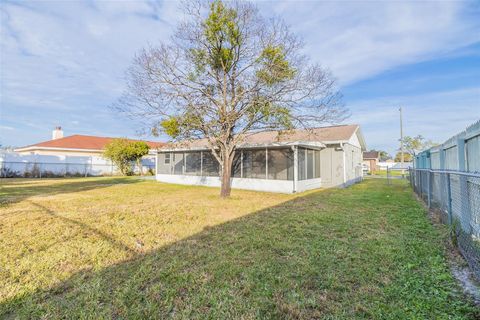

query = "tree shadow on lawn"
[[26, 201, 138, 256], [0, 177, 142, 205], [1, 182, 478, 319]]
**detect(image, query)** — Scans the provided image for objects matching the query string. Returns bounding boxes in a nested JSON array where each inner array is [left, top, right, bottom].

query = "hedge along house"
[[155, 125, 366, 193]]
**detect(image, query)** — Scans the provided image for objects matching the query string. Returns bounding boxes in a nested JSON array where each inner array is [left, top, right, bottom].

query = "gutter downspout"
[[155, 150, 158, 179], [293, 146, 298, 193], [341, 143, 347, 185]]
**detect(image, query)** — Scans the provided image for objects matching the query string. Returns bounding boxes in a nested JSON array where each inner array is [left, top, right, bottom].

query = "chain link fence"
[[0, 161, 155, 178], [410, 168, 480, 280]]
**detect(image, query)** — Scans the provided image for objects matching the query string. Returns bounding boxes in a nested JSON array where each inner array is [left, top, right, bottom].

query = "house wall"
[[348, 131, 363, 149], [157, 152, 172, 174], [363, 159, 377, 172], [155, 174, 296, 193], [343, 143, 363, 186], [320, 143, 362, 188], [319, 145, 344, 187], [297, 178, 322, 192]]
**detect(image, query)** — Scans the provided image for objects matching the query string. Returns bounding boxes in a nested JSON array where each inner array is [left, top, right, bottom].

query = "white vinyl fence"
[[0, 152, 155, 178]]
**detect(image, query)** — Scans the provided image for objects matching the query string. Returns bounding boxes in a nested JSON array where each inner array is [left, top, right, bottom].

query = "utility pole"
[[399, 107, 404, 175]]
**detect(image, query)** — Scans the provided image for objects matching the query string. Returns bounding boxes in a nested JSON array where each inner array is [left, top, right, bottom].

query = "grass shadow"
[[0, 177, 141, 206]]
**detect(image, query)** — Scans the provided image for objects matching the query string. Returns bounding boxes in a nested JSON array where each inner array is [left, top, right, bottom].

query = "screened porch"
[[156, 146, 322, 183], [156, 142, 325, 193]]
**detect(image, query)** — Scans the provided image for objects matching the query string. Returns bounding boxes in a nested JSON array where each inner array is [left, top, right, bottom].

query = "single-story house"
[[155, 124, 366, 193], [15, 127, 164, 158], [362, 151, 380, 172]]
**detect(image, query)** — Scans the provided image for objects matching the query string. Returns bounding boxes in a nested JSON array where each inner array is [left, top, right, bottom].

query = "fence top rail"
[[0, 161, 112, 166], [0, 161, 155, 166], [412, 168, 480, 178]]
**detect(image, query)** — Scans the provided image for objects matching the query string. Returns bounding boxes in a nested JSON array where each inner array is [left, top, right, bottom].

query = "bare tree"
[[117, 0, 348, 197]]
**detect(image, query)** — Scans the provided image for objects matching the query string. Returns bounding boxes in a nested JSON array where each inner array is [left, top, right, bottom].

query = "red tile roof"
[[17, 135, 164, 151]]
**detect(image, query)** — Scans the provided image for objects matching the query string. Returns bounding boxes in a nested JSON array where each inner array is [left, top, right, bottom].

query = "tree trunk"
[[137, 159, 143, 176], [220, 152, 233, 198]]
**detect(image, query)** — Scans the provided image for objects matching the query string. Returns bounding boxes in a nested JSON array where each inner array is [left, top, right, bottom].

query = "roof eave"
[[14, 146, 104, 153], [353, 126, 367, 151], [159, 140, 326, 152]]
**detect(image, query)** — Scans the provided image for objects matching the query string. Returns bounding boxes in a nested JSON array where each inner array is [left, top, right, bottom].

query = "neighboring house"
[[362, 151, 380, 172], [15, 127, 164, 158], [155, 124, 367, 193]]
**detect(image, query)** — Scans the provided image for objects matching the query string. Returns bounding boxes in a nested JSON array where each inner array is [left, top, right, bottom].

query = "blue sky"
[[1, 0, 479, 156]]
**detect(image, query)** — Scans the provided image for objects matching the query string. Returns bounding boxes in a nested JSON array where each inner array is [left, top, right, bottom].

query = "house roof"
[[363, 151, 380, 160], [15, 135, 165, 152], [161, 124, 365, 151]]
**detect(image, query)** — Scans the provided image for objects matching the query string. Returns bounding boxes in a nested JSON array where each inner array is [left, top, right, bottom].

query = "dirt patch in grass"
[[414, 196, 480, 306]]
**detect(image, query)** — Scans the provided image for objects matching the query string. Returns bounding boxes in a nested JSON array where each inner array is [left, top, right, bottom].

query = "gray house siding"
[[157, 152, 171, 174], [343, 143, 363, 186], [319, 142, 362, 188], [319, 145, 344, 188]]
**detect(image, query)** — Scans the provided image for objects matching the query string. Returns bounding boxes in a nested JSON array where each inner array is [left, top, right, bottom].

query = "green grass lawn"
[[0, 177, 477, 319], [370, 170, 406, 177]]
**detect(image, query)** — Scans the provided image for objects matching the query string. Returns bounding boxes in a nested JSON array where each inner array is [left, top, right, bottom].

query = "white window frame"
[[164, 153, 171, 165]]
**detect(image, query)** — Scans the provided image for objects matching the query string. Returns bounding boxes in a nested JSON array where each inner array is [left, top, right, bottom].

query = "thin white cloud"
[[0, 0, 479, 148], [0, 125, 14, 130], [261, 0, 480, 84], [0, 1, 178, 111]]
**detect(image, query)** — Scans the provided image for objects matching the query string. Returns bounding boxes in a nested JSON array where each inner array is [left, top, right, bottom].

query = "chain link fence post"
[[410, 168, 480, 280], [419, 170, 423, 199], [446, 172, 453, 226], [460, 174, 473, 234], [427, 170, 431, 208]]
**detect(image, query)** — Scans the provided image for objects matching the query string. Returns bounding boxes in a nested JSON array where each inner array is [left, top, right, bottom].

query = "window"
[[298, 148, 306, 180], [164, 153, 171, 165], [173, 153, 184, 175], [307, 149, 314, 179], [202, 151, 219, 176], [243, 149, 266, 179], [298, 147, 320, 180], [267, 148, 294, 180], [185, 152, 201, 175], [232, 152, 242, 178], [314, 150, 321, 178]]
